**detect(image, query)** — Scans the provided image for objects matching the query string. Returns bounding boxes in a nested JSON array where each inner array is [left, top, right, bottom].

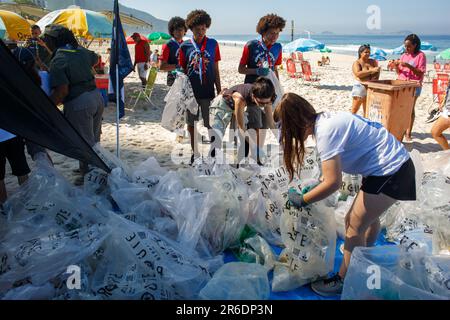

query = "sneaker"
[[425, 109, 441, 124], [311, 273, 344, 297]]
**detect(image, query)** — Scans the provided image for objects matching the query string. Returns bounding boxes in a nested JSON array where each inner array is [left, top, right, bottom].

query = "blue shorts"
[[414, 87, 422, 97]]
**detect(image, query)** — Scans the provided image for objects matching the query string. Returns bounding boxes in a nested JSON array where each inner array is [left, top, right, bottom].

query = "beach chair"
[[300, 60, 320, 85], [434, 62, 442, 73], [130, 66, 158, 108], [296, 51, 304, 62], [286, 58, 302, 78], [444, 63, 450, 74]]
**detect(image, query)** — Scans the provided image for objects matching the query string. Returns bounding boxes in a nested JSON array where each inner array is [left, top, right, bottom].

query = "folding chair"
[[296, 51, 304, 62], [130, 66, 158, 108], [286, 58, 302, 78], [444, 63, 450, 74], [301, 60, 320, 85]]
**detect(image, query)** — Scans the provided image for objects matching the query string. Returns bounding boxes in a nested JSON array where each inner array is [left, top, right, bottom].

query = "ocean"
[[211, 34, 450, 59]]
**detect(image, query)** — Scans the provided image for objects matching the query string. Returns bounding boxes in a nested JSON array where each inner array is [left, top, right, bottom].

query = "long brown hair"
[[273, 93, 318, 181]]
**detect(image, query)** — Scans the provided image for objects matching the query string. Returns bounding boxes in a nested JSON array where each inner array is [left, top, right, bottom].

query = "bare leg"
[[339, 191, 397, 278], [351, 97, 363, 115], [365, 219, 381, 247], [405, 96, 418, 140], [187, 125, 197, 155], [140, 77, 147, 87], [431, 117, 450, 150], [0, 180, 6, 204], [362, 98, 367, 118]]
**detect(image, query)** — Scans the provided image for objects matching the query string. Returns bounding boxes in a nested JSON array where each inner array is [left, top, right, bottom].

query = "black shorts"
[[361, 158, 416, 201], [0, 137, 31, 180]]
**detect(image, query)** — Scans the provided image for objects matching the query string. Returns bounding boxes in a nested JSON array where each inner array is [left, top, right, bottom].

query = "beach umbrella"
[[36, 7, 112, 39], [0, 10, 31, 41], [371, 47, 387, 57], [126, 34, 148, 44], [437, 48, 450, 60], [392, 41, 437, 55], [371, 54, 387, 61], [392, 45, 405, 55], [320, 47, 332, 53], [147, 31, 170, 41], [283, 38, 325, 53]]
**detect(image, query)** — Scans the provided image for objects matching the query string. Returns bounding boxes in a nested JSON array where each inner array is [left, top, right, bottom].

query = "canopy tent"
[[37, 7, 112, 39], [283, 38, 325, 53], [0, 10, 31, 41], [101, 11, 152, 28], [0, 40, 109, 172], [0, 3, 49, 21]]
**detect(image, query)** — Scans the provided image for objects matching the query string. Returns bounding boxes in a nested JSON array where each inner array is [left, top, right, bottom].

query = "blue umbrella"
[[371, 54, 387, 61], [283, 38, 325, 53], [371, 47, 387, 57], [391, 41, 437, 55]]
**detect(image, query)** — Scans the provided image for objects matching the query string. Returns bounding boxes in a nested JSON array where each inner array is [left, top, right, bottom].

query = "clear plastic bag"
[[272, 196, 336, 292], [199, 262, 270, 300], [162, 73, 198, 132], [342, 246, 450, 300], [91, 215, 211, 300]]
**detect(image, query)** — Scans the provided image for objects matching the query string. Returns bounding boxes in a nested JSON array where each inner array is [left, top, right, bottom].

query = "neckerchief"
[[259, 38, 272, 68], [190, 36, 208, 84]]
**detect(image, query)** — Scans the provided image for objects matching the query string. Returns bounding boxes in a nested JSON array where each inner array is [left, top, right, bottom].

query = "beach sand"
[[3, 44, 449, 194]]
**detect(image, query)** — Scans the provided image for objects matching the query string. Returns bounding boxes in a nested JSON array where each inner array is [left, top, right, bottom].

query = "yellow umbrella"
[[0, 10, 31, 41], [37, 7, 112, 40]]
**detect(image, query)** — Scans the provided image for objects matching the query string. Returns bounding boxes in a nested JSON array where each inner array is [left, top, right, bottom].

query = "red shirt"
[[135, 40, 149, 63], [239, 42, 282, 66]]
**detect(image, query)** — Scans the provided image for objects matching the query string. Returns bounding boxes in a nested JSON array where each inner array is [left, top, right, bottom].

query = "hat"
[[44, 24, 70, 38], [131, 32, 140, 38]]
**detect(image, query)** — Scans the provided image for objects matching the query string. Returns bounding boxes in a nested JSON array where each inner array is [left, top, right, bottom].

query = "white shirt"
[[314, 112, 410, 177], [0, 129, 16, 143], [150, 53, 158, 63]]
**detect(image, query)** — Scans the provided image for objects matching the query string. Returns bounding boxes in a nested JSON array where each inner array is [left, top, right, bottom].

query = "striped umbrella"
[[37, 7, 112, 39], [0, 10, 31, 41]]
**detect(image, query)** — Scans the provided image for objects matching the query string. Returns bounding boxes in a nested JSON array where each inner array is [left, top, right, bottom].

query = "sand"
[[3, 44, 449, 196]]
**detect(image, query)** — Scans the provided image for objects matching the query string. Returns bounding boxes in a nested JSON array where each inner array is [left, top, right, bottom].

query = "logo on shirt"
[[187, 50, 212, 78], [254, 49, 276, 68]]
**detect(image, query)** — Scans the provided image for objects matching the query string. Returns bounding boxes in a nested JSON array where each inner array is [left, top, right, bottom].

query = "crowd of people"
[[1, 9, 449, 298]]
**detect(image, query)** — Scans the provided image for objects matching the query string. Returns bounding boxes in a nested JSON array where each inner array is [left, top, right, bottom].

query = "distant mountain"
[[321, 31, 335, 35], [44, 0, 168, 33]]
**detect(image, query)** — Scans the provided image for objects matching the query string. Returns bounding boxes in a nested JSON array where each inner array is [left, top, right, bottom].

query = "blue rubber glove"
[[256, 67, 270, 77], [288, 187, 309, 209]]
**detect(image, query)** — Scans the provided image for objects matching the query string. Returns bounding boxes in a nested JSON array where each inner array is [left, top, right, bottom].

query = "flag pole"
[[116, 63, 120, 158]]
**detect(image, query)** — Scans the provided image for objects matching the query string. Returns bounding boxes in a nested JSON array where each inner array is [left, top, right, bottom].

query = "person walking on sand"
[[159, 16, 187, 86], [274, 93, 416, 297], [351, 44, 380, 116], [393, 34, 427, 143], [131, 32, 151, 87], [179, 10, 221, 164]]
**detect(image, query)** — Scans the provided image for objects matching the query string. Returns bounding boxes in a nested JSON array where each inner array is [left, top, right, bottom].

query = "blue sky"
[[120, 0, 450, 35]]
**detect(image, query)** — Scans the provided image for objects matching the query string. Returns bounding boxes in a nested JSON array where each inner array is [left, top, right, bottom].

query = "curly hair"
[[186, 10, 211, 30], [168, 16, 187, 36], [256, 14, 286, 35]]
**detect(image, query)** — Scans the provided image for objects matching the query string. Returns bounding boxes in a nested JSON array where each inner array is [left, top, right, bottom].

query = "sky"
[[119, 0, 450, 35]]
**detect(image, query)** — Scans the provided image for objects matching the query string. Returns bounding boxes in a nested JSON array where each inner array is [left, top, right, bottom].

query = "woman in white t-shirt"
[[273, 93, 416, 297]]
